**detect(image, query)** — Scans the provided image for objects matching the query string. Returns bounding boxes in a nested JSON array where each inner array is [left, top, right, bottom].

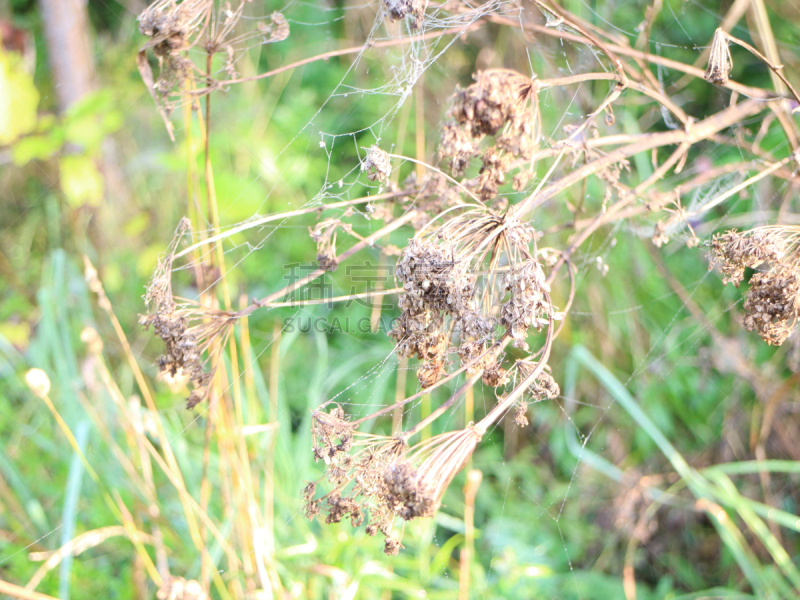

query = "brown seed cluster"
[[139, 219, 234, 408], [516, 361, 561, 401], [138, 0, 210, 52], [440, 70, 540, 201], [257, 12, 290, 45], [383, 0, 426, 29], [362, 145, 393, 183], [389, 213, 554, 386], [501, 259, 553, 350], [743, 267, 800, 345], [508, 361, 560, 427], [711, 227, 800, 345], [390, 238, 483, 387], [137, 1, 288, 134], [138, 0, 208, 108], [711, 228, 783, 286], [306, 404, 481, 554], [309, 213, 354, 272]]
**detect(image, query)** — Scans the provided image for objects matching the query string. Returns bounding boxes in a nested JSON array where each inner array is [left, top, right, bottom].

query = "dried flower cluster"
[[138, 0, 211, 52], [362, 145, 393, 183], [440, 70, 540, 200], [306, 405, 481, 554], [309, 211, 354, 272], [516, 360, 560, 400], [510, 361, 560, 426], [386, 207, 555, 389], [383, 0, 426, 29], [390, 238, 468, 387], [501, 259, 555, 350], [711, 228, 784, 286], [139, 219, 234, 407], [711, 227, 800, 345], [137, 0, 288, 138]]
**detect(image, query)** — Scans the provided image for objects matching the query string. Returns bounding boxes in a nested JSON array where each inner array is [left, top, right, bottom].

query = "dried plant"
[[130, 0, 800, 565], [309, 212, 355, 272], [362, 145, 393, 183], [136, 0, 289, 139], [704, 28, 733, 85], [711, 226, 800, 345], [306, 403, 483, 553], [383, 0, 426, 29], [139, 218, 235, 407], [441, 69, 541, 200]]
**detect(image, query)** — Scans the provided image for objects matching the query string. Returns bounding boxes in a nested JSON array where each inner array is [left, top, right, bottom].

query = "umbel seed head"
[[704, 28, 732, 85]]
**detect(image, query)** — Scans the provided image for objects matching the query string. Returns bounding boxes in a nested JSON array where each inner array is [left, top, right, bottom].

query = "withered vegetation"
[[133, 0, 800, 559]]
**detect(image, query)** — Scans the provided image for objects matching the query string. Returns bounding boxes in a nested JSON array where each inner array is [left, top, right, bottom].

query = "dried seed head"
[[383, 0, 425, 28], [310, 215, 353, 272], [303, 482, 317, 502], [449, 70, 534, 137], [417, 358, 447, 388], [395, 238, 473, 316], [440, 70, 539, 199], [259, 12, 290, 43], [138, 2, 289, 139], [390, 310, 448, 361], [516, 361, 560, 401], [391, 236, 486, 384], [138, 0, 210, 47], [500, 259, 554, 350], [311, 404, 355, 463], [513, 402, 529, 427], [481, 362, 508, 387], [709, 226, 800, 345], [384, 533, 403, 555], [704, 28, 732, 85], [711, 228, 784, 287], [743, 266, 800, 346], [382, 427, 481, 521], [140, 218, 234, 408], [307, 407, 414, 549], [458, 340, 492, 375], [362, 145, 392, 183], [440, 122, 480, 177]]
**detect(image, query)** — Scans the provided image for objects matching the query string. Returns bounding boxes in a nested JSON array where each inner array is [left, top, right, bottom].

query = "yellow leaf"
[[0, 48, 39, 145], [59, 155, 104, 207]]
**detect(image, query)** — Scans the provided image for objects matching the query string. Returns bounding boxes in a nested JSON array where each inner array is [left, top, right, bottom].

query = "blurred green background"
[[1, 0, 800, 598]]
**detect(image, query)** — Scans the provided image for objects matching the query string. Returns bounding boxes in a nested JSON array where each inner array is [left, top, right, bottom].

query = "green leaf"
[[59, 155, 104, 207], [11, 132, 62, 165]]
